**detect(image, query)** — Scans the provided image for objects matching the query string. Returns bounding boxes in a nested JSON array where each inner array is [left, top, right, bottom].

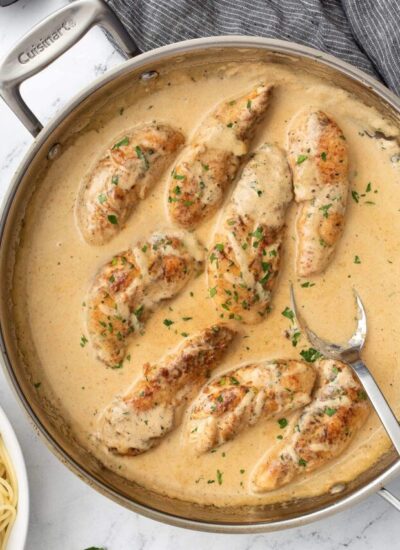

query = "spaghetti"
[[0, 437, 17, 550]]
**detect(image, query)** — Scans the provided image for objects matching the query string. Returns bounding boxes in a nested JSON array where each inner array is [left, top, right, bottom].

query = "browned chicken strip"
[[207, 144, 292, 323], [251, 359, 370, 492], [287, 110, 349, 276], [167, 85, 272, 228], [186, 359, 316, 454], [77, 123, 185, 245], [87, 230, 204, 368], [97, 324, 236, 456]]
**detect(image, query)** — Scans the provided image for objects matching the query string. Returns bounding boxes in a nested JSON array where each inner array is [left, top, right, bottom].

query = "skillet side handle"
[[0, 0, 138, 137], [379, 488, 400, 512]]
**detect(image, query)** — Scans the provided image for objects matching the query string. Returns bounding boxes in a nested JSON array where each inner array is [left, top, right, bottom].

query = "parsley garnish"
[[107, 214, 118, 225], [301, 281, 315, 288], [209, 287, 217, 298], [112, 136, 129, 149], [319, 204, 332, 218], [351, 190, 360, 203], [134, 305, 144, 318], [296, 154, 308, 164], [300, 348, 322, 362], [80, 335, 88, 348], [281, 307, 295, 323], [163, 319, 174, 327], [320, 152, 327, 161], [291, 331, 301, 347], [354, 255, 361, 264], [324, 407, 337, 416], [278, 418, 288, 429], [98, 193, 107, 204], [298, 458, 307, 467], [172, 170, 185, 180], [111, 175, 119, 185], [216, 469, 223, 485], [135, 145, 149, 170]]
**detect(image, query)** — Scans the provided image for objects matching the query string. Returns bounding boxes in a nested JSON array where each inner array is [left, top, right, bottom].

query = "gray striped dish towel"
[[105, 0, 400, 96]]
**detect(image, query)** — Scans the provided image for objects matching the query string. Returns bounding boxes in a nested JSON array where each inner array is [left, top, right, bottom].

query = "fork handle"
[[351, 359, 400, 455]]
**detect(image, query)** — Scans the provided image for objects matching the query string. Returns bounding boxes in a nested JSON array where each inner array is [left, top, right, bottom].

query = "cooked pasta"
[[0, 437, 17, 550]]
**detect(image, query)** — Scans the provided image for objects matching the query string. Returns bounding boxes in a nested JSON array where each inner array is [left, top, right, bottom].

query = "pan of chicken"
[[0, 0, 399, 533]]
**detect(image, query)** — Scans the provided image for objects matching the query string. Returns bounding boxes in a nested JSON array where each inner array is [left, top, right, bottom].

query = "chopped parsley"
[[80, 335, 88, 348], [202, 163, 209, 171], [298, 458, 307, 467], [351, 190, 360, 203], [112, 136, 129, 149], [98, 193, 107, 204], [173, 185, 181, 195], [172, 170, 185, 180], [230, 376, 240, 385], [358, 390, 368, 401], [281, 307, 295, 323], [111, 175, 119, 185], [246, 99, 252, 110], [278, 418, 288, 429], [291, 331, 301, 347], [319, 203, 332, 218], [216, 469, 223, 485], [320, 151, 327, 161], [300, 347, 322, 362], [107, 214, 118, 225], [215, 243, 224, 252], [182, 316, 192, 321], [301, 281, 315, 288], [134, 305, 144, 319], [354, 255, 361, 264], [296, 154, 308, 164], [251, 227, 264, 240], [135, 145, 149, 170], [33, 382, 41, 389], [209, 287, 217, 298], [163, 319, 174, 328], [141, 244, 148, 253], [324, 407, 337, 416]]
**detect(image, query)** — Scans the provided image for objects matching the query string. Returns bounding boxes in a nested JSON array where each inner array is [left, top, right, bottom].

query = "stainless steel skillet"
[[0, 0, 399, 533]]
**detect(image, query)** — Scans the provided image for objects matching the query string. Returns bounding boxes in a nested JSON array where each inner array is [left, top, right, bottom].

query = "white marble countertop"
[[0, 1, 399, 548]]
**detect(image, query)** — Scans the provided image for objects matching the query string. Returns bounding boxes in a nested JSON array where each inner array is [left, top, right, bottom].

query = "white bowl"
[[0, 406, 29, 550]]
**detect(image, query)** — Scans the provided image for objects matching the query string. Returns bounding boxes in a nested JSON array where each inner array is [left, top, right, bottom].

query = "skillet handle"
[[0, 0, 138, 136], [379, 488, 400, 511]]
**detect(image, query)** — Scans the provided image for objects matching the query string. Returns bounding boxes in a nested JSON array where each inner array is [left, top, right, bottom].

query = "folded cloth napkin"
[[104, 0, 400, 95]]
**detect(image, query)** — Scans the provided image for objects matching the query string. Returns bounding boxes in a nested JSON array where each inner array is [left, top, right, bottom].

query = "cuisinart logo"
[[18, 18, 76, 64]]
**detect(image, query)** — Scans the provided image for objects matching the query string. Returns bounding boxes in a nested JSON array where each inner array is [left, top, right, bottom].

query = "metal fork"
[[290, 284, 400, 455]]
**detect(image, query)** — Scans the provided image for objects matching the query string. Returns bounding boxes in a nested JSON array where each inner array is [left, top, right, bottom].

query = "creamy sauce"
[[11, 60, 400, 507]]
